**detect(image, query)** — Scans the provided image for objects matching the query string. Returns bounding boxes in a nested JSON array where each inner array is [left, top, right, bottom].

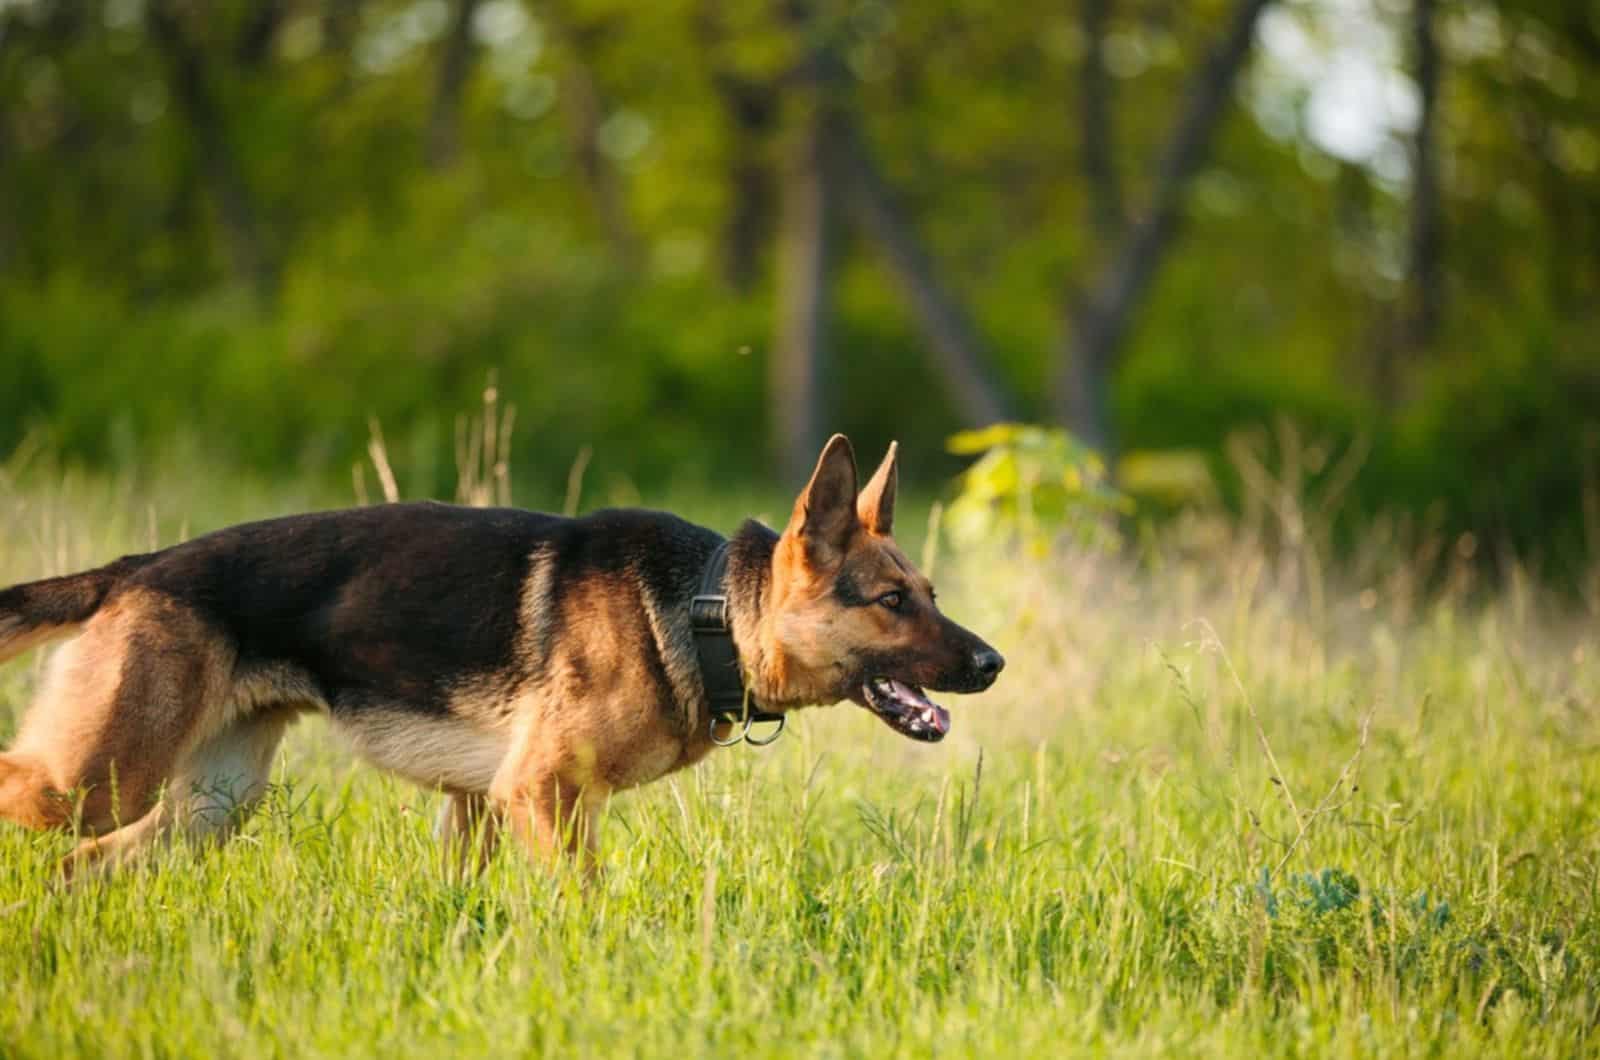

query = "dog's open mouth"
[[862, 677, 950, 742]]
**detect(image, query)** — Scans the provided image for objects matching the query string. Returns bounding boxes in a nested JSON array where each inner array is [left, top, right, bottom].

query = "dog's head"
[[760, 434, 1003, 741]]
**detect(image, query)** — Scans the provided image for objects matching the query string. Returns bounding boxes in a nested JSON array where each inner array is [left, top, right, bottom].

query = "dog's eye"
[[878, 591, 904, 611]]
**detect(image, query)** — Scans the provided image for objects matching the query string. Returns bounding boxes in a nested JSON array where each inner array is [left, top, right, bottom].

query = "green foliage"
[[944, 423, 1128, 554]]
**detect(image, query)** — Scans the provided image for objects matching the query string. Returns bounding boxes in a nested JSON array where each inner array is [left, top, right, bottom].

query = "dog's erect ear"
[[857, 441, 898, 536], [784, 434, 859, 564]]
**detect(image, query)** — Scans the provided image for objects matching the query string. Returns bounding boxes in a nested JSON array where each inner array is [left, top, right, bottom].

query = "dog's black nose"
[[974, 649, 1005, 681]]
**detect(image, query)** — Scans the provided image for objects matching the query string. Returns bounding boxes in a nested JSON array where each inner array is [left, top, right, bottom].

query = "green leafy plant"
[[944, 423, 1130, 555]]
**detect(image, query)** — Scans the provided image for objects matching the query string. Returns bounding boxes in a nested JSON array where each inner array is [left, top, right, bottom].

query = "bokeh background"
[[1, 0, 1596, 573]]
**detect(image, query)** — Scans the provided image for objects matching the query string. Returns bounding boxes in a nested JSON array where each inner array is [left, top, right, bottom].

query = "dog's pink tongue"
[[889, 679, 951, 736]]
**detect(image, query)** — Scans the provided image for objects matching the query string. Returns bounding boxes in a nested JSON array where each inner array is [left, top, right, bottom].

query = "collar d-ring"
[[694, 541, 785, 748]]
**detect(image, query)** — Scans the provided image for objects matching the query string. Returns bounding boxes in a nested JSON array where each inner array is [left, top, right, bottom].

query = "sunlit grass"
[[2, 458, 1597, 1057]]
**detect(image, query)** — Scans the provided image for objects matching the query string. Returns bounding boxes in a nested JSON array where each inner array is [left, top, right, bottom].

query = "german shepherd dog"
[[0, 435, 1002, 875]]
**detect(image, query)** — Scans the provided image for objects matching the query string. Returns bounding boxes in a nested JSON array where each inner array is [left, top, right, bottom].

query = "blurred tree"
[[1080, 0, 1124, 243], [694, 0, 778, 292], [0, 0, 1595, 574], [145, 0, 278, 302], [1056, 0, 1277, 457], [425, 0, 483, 168], [1375, 0, 1444, 403], [1404, 0, 1442, 351], [770, 3, 837, 485], [837, 117, 1014, 427], [549, 2, 639, 264], [236, 0, 288, 68]]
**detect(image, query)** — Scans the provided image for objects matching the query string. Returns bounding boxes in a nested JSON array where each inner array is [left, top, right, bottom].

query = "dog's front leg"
[[491, 764, 604, 876]]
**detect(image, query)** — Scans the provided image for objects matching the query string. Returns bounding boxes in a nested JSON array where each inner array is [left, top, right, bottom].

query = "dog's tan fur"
[[0, 589, 293, 874]]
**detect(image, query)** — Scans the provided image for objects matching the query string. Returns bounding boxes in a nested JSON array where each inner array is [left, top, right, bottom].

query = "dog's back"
[[122, 502, 565, 715], [4, 502, 720, 711]]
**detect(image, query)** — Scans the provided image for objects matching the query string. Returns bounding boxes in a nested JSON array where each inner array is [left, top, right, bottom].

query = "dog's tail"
[[0, 556, 150, 665]]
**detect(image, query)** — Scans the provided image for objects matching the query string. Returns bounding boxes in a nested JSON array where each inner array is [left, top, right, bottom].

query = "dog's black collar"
[[692, 541, 784, 746]]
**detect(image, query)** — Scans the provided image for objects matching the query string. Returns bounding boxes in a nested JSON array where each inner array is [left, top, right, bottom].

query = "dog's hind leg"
[[61, 708, 293, 878], [2, 591, 235, 841], [167, 707, 294, 843], [59, 804, 169, 879], [435, 791, 502, 877], [0, 752, 69, 829]]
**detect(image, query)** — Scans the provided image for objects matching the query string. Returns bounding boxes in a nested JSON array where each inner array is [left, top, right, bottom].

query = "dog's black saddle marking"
[[692, 541, 783, 743]]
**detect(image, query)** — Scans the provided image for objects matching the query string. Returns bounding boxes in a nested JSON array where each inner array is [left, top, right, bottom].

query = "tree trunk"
[[1404, 0, 1442, 349], [235, 0, 286, 68], [0, 105, 13, 275], [548, 11, 639, 264], [1081, 0, 1124, 243], [1058, 322, 1115, 453], [835, 119, 1013, 427], [695, 2, 778, 291], [425, 0, 482, 170], [321, 0, 365, 104], [146, 1, 277, 302], [1564, 10, 1600, 69], [770, 101, 837, 485], [1055, 0, 1276, 457], [323, 0, 363, 52], [715, 77, 777, 291]]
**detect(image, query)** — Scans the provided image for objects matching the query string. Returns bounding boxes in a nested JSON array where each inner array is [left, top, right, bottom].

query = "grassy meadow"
[[1, 450, 1598, 1058]]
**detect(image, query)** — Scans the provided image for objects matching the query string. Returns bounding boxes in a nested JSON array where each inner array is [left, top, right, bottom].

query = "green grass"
[[2, 465, 1598, 1058]]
